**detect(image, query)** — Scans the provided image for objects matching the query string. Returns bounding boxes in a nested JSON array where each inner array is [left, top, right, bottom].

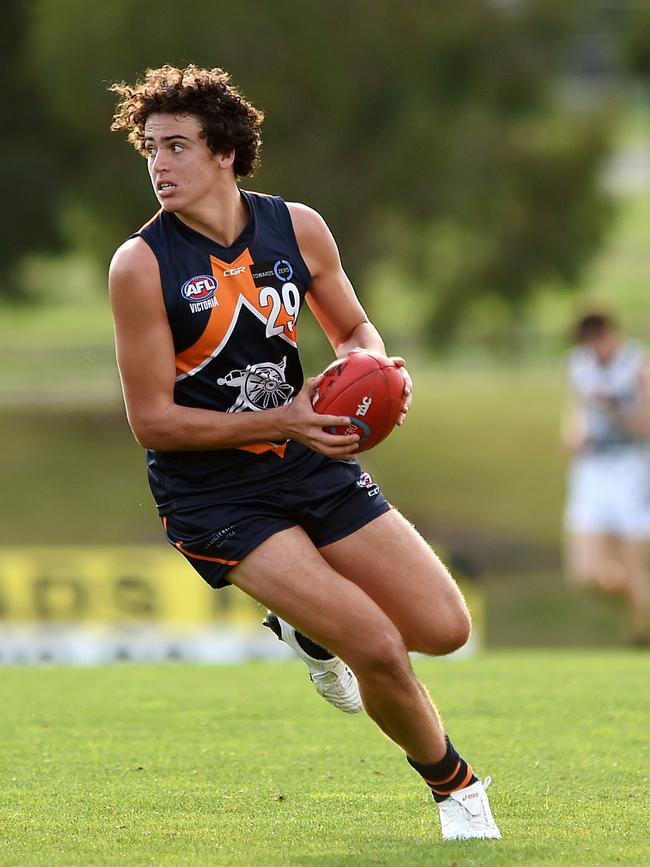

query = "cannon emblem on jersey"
[[218, 357, 295, 412]]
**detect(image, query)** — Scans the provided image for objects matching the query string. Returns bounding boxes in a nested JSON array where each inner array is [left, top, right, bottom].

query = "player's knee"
[[566, 560, 595, 587], [415, 603, 472, 656], [441, 606, 472, 653], [349, 627, 409, 679]]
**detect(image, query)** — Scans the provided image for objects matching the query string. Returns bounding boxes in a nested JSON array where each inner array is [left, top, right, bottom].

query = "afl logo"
[[273, 259, 293, 282], [181, 275, 218, 302]]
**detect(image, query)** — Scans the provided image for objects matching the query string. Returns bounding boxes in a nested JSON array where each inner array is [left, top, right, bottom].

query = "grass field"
[[1, 652, 648, 866]]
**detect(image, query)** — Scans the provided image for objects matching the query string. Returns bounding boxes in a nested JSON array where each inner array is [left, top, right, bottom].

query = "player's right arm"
[[108, 238, 358, 456], [560, 402, 587, 455]]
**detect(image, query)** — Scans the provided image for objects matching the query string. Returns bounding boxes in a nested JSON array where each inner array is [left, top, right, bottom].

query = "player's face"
[[143, 113, 232, 213], [586, 329, 618, 363]]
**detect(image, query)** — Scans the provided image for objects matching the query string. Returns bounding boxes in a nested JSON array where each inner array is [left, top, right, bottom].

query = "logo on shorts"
[[218, 356, 295, 411], [356, 471, 380, 498], [181, 275, 219, 313], [206, 526, 236, 549]]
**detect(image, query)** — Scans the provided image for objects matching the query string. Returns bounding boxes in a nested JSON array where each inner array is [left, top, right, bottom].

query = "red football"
[[312, 352, 405, 452]]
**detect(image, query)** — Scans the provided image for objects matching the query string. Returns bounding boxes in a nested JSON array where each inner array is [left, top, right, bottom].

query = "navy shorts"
[[162, 459, 391, 588]]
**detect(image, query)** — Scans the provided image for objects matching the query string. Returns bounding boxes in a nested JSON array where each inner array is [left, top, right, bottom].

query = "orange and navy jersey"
[[134, 190, 324, 513]]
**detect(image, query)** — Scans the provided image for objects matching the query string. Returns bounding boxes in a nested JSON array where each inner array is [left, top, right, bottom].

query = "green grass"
[[486, 571, 630, 647], [1, 653, 648, 866]]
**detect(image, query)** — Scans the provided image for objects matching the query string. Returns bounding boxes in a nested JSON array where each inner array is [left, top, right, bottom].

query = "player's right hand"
[[279, 376, 360, 458]]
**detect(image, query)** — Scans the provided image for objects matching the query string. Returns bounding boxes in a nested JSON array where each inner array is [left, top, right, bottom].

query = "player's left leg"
[[318, 508, 471, 655], [265, 458, 497, 835], [564, 531, 627, 593], [233, 525, 500, 840], [616, 536, 650, 643], [316, 508, 501, 838]]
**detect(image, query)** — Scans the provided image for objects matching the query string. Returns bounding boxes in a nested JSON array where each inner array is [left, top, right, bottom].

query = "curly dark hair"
[[574, 311, 617, 344], [109, 64, 264, 177]]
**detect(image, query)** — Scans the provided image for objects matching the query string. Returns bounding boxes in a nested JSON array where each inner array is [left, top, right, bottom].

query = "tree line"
[[2, 0, 648, 341]]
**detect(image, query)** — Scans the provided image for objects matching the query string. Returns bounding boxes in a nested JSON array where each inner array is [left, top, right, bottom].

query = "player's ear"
[[216, 149, 236, 169]]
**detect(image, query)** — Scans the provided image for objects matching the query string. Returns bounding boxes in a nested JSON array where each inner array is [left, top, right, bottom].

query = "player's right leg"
[[262, 611, 363, 713], [163, 501, 362, 712], [564, 453, 624, 591], [230, 524, 448, 763]]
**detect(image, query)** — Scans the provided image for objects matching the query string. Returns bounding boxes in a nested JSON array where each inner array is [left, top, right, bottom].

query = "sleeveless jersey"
[[134, 190, 325, 514], [568, 341, 647, 451]]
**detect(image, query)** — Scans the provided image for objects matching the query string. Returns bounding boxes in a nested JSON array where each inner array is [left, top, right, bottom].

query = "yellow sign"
[[0, 546, 261, 626], [0, 546, 483, 647]]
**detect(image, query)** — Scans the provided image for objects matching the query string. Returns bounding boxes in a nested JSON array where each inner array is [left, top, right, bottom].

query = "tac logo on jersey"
[[181, 275, 219, 313]]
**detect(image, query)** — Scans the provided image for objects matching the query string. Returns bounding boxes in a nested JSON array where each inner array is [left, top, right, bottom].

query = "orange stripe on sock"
[[422, 760, 460, 788], [427, 763, 474, 796], [458, 764, 474, 790]]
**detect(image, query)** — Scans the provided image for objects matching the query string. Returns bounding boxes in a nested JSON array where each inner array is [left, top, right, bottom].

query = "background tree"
[[0, 3, 70, 299], [620, 1, 650, 82], [6, 0, 620, 342]]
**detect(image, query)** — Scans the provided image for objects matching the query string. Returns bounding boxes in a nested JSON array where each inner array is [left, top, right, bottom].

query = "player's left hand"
[[389, 356, 412, 425], [345, 349, 412, 426]]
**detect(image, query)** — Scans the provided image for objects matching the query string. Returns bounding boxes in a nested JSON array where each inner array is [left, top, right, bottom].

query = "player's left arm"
[[617, 360, 650, 436], [288, 202, 412, 424]]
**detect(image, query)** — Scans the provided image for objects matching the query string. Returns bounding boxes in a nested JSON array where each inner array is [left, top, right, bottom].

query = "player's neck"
[[174, 182, 248, 247]]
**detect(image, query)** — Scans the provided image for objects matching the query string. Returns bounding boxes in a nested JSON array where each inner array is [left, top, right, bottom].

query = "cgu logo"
[[356, 395, 372, 417], [181, 275, 218, 302]]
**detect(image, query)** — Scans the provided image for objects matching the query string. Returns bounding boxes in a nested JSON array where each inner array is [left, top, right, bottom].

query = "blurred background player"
[[562, 310, 650, 644]]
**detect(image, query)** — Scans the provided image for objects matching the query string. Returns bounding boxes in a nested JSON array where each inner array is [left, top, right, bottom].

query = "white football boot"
[[263, 612, 363, 714], [438, 777, 501, 840]]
